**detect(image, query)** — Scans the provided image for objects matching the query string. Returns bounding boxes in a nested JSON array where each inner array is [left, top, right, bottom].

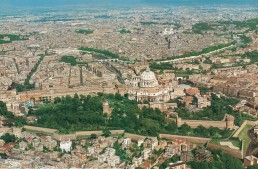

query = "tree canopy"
[[28, 93, 234, 137], [188, 150, 244, 169]]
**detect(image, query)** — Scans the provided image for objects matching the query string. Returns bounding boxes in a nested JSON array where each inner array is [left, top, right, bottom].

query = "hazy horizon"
[[0, 0, 257, 18], [1, 0, 258, 8]]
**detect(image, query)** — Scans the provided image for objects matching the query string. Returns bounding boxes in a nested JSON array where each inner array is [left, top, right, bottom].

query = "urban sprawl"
[[0, 5, 258, 169]]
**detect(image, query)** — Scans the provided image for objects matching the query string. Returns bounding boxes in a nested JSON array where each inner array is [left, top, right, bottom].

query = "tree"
[[102, 129, 111, 138], [0, 153, 7, 159], [221, 153, 244, 169], [65, 95, 72, 103], [73, 93, 79, 102], [188, 150, 244, 169], [0, 101, 7, 116], [54, 97, 61, 104], [180, 123, 191, 134], [90, 134, 97, 139], [247, 165, 258, 169], [115, 93, 123, 100], [71, 142, 76, 150], [0, 133, 17, 143], [194, 125, 209, 137], [166, 122, 178, 132], [14, 116, 27, 127]]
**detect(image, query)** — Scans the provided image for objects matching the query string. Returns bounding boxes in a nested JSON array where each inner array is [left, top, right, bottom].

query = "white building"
[[138, 139, 144, 147], [122, 138, 131, 149], [60, 140, 72, 152], [132, 156, 143, 167], [105, 148, 116, 156], [142, 148, 152, 160], [87, 146, 95, 155], [98, 148, 121, 167], [107, 156, 120, 167]]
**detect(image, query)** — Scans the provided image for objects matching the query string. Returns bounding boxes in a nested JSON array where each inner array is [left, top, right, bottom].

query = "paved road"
[[151, 153, 164, 168], [158, 44, 235, 63]]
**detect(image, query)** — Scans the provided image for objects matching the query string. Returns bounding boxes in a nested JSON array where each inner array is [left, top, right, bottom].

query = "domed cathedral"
[[140, 67, 159, 88], [126, 66, 178, 102]]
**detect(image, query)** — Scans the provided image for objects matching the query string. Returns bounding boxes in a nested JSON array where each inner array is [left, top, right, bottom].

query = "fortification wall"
[[233, 120, 252, 138], [24, 126, 125, 141], [0, 127, 11, 133], [124, 133, 156, 141], [159, 134, 211, 143], [232, 120, 257, 138], [75, 131, 103, 137], [232, 121, 247, 138], [110, 130, 125, 135], [52, 133, 76, 141], [24, 126, 58, 134], [180, 120, 226, 129], [246, 120, 257, 126], [207, 142, 243, 159]]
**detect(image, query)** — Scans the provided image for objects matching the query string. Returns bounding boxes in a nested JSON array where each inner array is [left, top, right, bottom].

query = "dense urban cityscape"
[[0, 0, 258, 168]]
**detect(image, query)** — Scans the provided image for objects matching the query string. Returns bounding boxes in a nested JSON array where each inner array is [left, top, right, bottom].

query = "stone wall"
[[110, 130, 125, 135], [76, 131, 103, 137], [75, 130, 124, 137], [52, 133, 76, 141], [24, 125, 125, 141], [179, 119, 226, 129], [207, 142, 243, 159], [159, 134, 211, 143], [176, 114, 234, 129], [247, 120, 257, 126], [124, 133, 156, 141], [24, 126, 58, 134], [232, 120, 257, 138], [0, 127, 11, 134], [233, 121, 248, 138]]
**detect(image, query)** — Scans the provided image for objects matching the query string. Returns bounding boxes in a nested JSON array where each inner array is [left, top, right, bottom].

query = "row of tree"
[[158, 43, 233, 61], [16, 54, 45, 92]]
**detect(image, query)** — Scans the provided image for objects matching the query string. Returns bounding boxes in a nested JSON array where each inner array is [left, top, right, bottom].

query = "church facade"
[[125, 67, 178, 102]]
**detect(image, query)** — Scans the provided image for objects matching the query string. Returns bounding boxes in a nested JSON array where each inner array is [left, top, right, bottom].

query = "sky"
[[0, 0, 257, 15], [1, 0, 257, 7]]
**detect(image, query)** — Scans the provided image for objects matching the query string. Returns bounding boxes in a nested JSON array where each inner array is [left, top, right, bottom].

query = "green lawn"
[[92, 54, 108, 60], [60, 55, 87, 66], [238, 124, 253, 153], [210, 138, 242, 150], [0, 34, 28, 44]]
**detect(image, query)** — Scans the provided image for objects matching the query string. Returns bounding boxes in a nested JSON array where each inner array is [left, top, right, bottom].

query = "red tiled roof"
[[172, 139, 186, 145], [0, 142, 15, 153], [185, 88, 200, 95]]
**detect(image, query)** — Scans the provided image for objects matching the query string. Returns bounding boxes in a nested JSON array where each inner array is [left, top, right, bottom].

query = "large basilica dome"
[[140, 67, 159, 88]]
